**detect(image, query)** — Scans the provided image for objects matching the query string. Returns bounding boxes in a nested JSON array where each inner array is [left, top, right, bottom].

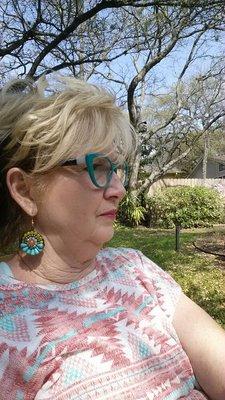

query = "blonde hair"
[[0, 76, 135, 248], [0, 77, 134, 173]]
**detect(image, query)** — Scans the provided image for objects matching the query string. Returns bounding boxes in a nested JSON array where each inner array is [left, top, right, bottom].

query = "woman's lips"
[[99, 210, 117, 219]]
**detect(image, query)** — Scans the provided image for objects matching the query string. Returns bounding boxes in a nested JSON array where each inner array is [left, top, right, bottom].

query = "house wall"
[[189, 160, 225, 179]]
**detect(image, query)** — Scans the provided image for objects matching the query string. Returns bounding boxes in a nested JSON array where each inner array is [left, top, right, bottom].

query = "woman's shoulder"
[[100, 246, 158, 263], [99, 246, 143, 264], [100, 247, 181, 291], [99, 247, 181, 321], [98, 247, 160, 275], [101, 246, 138, 256], [0, 260, 14, 279]]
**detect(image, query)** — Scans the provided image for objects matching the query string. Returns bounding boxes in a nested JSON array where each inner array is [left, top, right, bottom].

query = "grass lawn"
[[109, 225, 225, 328]]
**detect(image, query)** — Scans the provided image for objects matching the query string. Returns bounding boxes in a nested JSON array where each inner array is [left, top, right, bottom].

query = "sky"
[[87, 28, 224, 105]]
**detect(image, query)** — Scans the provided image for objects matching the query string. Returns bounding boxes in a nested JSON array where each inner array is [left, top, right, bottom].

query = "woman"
[[0, 77, 224, 400]]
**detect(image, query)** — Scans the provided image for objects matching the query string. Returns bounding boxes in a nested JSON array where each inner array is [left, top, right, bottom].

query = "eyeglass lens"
[[92, 156, 126, 187]]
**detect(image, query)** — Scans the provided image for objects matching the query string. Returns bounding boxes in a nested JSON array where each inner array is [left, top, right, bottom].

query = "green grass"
[[109, 225, 225, 328]]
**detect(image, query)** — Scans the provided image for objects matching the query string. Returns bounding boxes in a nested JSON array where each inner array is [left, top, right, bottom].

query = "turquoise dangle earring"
[[19, 218, 45, 256]]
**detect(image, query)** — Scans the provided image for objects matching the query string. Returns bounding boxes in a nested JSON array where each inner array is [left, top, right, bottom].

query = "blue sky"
[[90, 29, 224, 101]]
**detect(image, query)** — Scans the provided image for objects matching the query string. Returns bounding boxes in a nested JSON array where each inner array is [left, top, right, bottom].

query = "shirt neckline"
[[0, 252, 105, 292]]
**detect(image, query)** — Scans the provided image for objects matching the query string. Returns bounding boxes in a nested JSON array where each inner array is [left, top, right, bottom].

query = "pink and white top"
[[0, 248, 207, 399]]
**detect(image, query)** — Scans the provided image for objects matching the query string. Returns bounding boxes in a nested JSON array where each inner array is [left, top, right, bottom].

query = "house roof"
[[188, 155, 225, 177]]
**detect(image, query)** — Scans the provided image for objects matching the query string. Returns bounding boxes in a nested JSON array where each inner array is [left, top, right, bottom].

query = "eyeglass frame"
[[61, 152, 129, 189]]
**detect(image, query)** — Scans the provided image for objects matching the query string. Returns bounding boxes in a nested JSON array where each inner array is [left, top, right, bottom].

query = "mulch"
[[193, 233, 225, 270]]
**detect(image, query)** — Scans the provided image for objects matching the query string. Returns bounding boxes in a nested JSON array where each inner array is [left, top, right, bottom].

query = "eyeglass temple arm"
[[61, 159, 78, 166]]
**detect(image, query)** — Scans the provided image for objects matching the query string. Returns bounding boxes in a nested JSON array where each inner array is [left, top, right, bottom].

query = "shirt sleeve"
[[135, 250, 182, 323]]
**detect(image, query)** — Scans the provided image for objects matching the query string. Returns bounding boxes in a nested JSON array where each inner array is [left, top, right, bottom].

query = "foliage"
[[145, 186, 224, 229], [134, 68, 225, 195], [117, 192, 146, 227], [109, 225, 225, 328]]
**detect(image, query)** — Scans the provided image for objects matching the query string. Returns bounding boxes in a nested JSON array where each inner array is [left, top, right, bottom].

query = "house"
[[188, 156, 225, 179], [160, 167, 186, 179]]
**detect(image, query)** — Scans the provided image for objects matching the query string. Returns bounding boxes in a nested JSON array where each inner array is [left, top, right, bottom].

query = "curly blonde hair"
[[0, 76, 135, 248]]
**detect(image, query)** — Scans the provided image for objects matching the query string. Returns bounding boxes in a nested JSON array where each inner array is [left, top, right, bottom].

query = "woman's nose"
[[104, 172, 126, 200]]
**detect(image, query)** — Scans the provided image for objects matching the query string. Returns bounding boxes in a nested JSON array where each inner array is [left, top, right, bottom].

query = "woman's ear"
[[6, 167, 38, 217]]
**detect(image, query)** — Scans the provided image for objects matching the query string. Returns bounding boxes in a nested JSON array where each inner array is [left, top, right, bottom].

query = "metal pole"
[[175, 225, 181, 251]]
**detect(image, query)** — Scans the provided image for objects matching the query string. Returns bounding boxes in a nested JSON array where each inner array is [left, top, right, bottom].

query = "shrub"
[[145, 186, 224, 229], [117, 192, 146, 227]]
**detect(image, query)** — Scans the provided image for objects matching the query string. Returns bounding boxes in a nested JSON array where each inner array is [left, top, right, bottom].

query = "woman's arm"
[[173, 292, 225, 400]]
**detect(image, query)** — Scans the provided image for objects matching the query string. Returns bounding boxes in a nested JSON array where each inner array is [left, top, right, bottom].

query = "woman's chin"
[[95, 226, 115, 246]]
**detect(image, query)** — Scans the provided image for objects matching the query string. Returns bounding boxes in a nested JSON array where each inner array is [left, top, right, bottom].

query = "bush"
[[117, 192, 146, 227], [145, 186, 224, 229]]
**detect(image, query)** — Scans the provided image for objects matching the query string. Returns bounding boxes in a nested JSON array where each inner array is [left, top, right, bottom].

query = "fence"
[[148, 178, 225, 198]]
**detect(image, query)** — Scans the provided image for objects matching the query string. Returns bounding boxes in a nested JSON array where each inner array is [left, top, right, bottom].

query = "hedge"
[[145, 186, 224, 229]]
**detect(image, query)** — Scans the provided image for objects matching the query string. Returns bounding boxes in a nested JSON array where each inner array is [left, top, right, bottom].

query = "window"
[[218, 163, 225, 172]]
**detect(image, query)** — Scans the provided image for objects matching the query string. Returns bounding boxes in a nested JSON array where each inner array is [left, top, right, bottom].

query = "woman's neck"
[[7, 248, 99, 285]]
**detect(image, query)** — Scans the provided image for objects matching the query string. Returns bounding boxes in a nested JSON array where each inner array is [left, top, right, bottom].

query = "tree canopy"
[[1, 0, 224, 194]]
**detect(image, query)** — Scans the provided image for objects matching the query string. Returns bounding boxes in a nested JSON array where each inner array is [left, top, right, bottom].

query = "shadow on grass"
[[111, 226, 217, 272]]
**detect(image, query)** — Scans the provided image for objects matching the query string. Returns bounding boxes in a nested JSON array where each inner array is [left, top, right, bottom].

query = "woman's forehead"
[[99, 146, 125, 161], [73, 147, 122, 161], [99, 151, 124, 165]]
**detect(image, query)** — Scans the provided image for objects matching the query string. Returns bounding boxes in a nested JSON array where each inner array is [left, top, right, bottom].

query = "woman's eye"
[[93, 161, 106, 169], [93, 163, 101, 167], [75, 165, 87, 173]]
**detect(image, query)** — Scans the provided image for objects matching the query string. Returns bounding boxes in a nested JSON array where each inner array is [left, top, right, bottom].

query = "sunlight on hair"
[[0, 75, 136, 174]]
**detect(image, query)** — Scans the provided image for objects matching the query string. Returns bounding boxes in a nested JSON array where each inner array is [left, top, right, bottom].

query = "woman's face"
[[34, 160, 126, 258]]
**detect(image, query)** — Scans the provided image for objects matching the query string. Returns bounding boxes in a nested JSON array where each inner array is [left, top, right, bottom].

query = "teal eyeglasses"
[[61, 152, 129, 189]]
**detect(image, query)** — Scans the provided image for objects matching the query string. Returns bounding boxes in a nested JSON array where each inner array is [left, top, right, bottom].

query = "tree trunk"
[[128, 137, 141, 190], [202, 131, 209, 180]]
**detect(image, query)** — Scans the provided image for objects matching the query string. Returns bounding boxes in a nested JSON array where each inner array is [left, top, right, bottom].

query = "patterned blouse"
[[0, 248, 207, 400]]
